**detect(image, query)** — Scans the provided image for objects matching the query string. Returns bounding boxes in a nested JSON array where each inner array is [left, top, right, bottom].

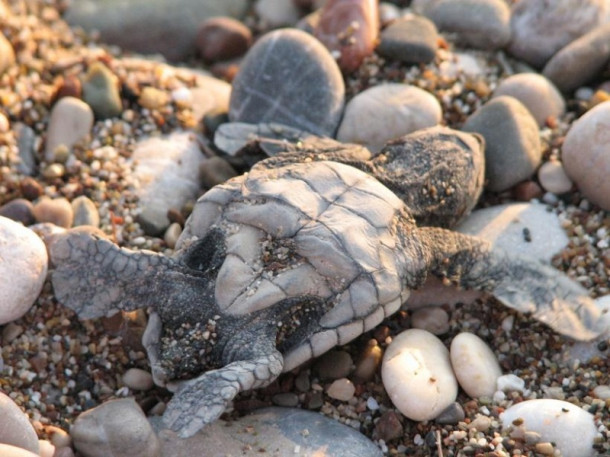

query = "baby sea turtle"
[[49, 127, 603, 438]]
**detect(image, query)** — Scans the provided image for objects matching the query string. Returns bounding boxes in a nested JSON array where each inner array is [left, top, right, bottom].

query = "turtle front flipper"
[[50, 229, 184, 318], [162, 336, 283, 438], [417, 227, 605, 341]]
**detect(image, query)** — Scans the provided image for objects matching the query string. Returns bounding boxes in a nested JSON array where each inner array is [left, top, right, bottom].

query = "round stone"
[[326, 378, 356, 401], [70, 398, 160, 457], [0, 217, 48, 325], [314, 0, 379, 73], [33, 197, 74, 228], [500, 399, 599, 457], [450, 332, 502, 399], [196, 16, 252, 62], [0, 198, 35, 226], [462, 96, 541, 192], [377, 15, 439, 64], [314, 350, 353, 380], [562, 100, 610, 210], [543, 23, 610, 93], [411, 306, 450, 335], [229, 28, 345, 137], [508, 0, 610, 68], [72, 196, 100, 228], [337, 83, 442, 152], [0, 392, 40, 454], [416, 0, 510, 50], [44, 96, 94, 162], [382, 329, 458, 421], [122, 368, 154, 391], [493, 73, 565, 127], [537, 160, 573, 194]]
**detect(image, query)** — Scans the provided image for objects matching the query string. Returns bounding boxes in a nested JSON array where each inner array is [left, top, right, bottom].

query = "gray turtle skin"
[[50, 127, 603, 438]]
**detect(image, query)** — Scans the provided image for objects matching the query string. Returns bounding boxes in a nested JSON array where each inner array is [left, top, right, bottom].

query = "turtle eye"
[[181, 228, 226, 274]]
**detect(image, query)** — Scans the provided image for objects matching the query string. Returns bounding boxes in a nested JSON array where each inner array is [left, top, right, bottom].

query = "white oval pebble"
[[0, 217, 48, 325], [537, 160, 573, 194], [122, 368, 154, 391], [450, 332, 502, 398], [500, 399, 599, 457], [38, 440, 55, 457], [326, 378, 355, 402], [337, 83, 441, 153], [0, 444, 40, 457], [44, 96, 94, 162], [382, 329, 457, 421], [496, 373, 525, 393], [411, 306, 450, 335], [592, 385, 610, 400]]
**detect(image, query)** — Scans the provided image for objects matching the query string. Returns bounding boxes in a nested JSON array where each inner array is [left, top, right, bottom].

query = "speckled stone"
[[152, 407, 383, 457], [462, 96, 541, 192], [493, 73, 565, 126], [0, 392, 40, 454], [508, 0, 610, 68], [416, 0, 510, 50], [377, 15, 439, 64], [230, 28, 344, 137], [82, 62, 122, 120], [0, 217, 48, 325], [337, 83, 442, 152], [543, 23, 610, 93], [562, 100, 610, 210]]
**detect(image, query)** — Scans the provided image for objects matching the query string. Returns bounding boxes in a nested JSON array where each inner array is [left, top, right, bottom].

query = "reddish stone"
[[54, 74, 82, 102], [314, 0, 379, 73], [512, 180, 543, 201], [374, 411, 404, 442], [196, 16, 252, 62]]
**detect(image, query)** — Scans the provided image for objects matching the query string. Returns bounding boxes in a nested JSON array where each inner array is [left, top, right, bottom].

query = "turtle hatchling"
[[50, 126, 604, 438]]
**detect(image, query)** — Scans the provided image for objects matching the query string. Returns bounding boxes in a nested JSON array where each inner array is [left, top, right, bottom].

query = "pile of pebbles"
[[0, 0, 609, 456]]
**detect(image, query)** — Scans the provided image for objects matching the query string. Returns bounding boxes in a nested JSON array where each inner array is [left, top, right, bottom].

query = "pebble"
[[543, 23, 610, 92], [537, 159, 573, 194], [196, 16, 252, 62], [44, 96, 94, 162], [47, 425, 71, 448], [0, 392, 40, 454], [0, 445, 39, 457], [64, 0, 249, 61], [593, 385, 610, 400], [32, 197, 74, 228], [415, 0, 510, 50], [0, 217, 48, 325], [450, 332, 502, 398], [411, 306, 450, 335], [381, 329, 457, 421], [337, 83, 441, 152], [493, 73, 565, 127], [314, 350, 353, 380], [562, 100, 610, 210], [271, 393, 300, 407], [353, 339, 382, 382], [435, 402, 465, 425], [496, 374, 526, 393], [15, 123, 37, 176], [71, 195, 100, 228], [326, 378, 356, 401], [254, 0, 300, 27], [314, 0, 379, 73], [130, 132, 207, 235], [377, 15, 439, 64], [500, 399, 599, 457], [138, 87, 168, 111], [153, 407, 382, 457], [508, 0, 610, 68], [374, 411, 404, 442], [82, 62, 122, 120], [462, 96, 541, 192], [468, 415, 491, 432], [122, 368, 154, 391], [0, 198, 35, 225], [456, 202, 569, 263], [229, 28, 345, 137], [38, 440, 55, 457], [199, 156, 238, 189], [163, 223, 182, 249], [0, 32, 15, 74], [71, 398, 160, 457]]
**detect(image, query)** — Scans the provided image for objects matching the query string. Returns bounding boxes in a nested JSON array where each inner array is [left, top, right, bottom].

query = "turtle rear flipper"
[[50, 230, 181, 318], [419, 227, 604, 341], [163, 337, 283, 438]]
